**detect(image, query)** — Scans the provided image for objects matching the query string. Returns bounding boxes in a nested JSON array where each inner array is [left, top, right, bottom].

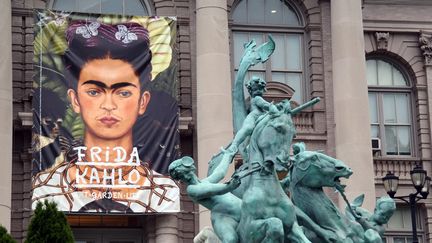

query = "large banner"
[[32, 10, 180, 213]]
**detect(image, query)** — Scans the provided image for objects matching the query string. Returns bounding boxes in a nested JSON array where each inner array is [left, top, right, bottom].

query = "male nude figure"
[[168, 150, 241, 243]]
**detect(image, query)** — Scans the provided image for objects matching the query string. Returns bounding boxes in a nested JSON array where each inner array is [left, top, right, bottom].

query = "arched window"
[[49, 0, 150, 15], [367, 58, 414, 156], [231, 0, 305, 103]]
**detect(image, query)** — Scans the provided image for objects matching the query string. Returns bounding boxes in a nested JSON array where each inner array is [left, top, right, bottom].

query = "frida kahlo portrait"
[[32, 11, 180, 213]]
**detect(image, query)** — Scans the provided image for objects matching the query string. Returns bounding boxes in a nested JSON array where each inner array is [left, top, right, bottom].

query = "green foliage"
[[149, 18, 178, 99], [25, 200, 74, 243], [34, 20, 68, 56], [151, 61, 178, 98], [34, 14, 69, 104], [97, 14, 132, 24], [33, 51, 68, 104], [0, 225, 16, 243], [34, 62, 69, 104], [33, 13, 80, 138], [62, 107, 84, 139]]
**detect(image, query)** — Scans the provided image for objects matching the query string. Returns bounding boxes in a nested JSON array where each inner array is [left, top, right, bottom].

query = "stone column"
[[196, 0, 233, 230], [0, 0, 12, 231], [155, 215, 178, 242], [331, 0, 376, 210]]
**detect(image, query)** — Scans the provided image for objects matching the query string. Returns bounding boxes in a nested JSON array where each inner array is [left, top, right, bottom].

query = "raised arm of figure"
[[187, 176, 241, 200], [233, 36, 275, 133], [253, 96, 278, 114], [204, 149, 237, 184]]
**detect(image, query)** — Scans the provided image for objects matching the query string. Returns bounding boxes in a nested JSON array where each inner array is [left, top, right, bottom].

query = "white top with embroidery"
[[32, 163, 180, 213]]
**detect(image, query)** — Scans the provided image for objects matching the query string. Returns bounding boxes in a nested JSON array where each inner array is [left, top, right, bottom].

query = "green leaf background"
[[34, 10, 84, 139]]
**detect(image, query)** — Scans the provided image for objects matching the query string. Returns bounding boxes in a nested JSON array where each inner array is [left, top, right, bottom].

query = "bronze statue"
[[174, 35, 395, 243]]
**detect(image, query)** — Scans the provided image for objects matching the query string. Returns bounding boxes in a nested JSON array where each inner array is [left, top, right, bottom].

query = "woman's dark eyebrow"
[[110, 82, 137, 89], [81, 80, 137, 89], [81, 80, 108, 88]]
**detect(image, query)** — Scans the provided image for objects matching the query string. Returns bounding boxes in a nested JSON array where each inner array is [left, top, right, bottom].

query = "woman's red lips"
[[99, 116, 119, 126]]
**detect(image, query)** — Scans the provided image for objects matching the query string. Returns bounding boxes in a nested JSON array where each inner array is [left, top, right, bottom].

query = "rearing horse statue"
[[237, 105, 311, 243]]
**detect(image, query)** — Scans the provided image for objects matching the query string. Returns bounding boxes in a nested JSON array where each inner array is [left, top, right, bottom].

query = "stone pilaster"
[[420, 31, 432, 243], [196, 0, 233, 230], [0, 0, 13, 231], [420, 31, 432, 168], [331, 0, 376, 210]]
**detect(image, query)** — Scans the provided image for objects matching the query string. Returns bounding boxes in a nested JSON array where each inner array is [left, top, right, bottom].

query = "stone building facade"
[[1, 0, 432, 242]]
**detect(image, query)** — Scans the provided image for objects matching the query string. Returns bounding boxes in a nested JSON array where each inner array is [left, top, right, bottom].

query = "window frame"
[[383, 204, 426, 243], [48, 0, 153, 16], [229, 0, 308, 104], [367, 57, 417, 158]]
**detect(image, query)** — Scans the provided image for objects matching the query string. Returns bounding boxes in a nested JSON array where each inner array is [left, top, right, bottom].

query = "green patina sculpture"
[[288, 142, 365, 242], [227, 76, 279, 154], [346, 195, 396, 241], [286, 143, 396, 243], [236, 108, 307, 242], [170, 35, 395, 243], [168, 150, 241, 243]]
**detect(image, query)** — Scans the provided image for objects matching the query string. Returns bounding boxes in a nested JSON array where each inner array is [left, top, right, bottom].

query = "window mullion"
[[265, 65, 272, 82], [395, 123, 400, 155], [123, 0, 126, 15], [393, 94, 399, 155], [265, 34, 272, 82], [232, 25, 304, 33], [378, 93, 387, 155], [376, 61, 379, 86], [245, 0, 249, 24], [270, 69, 302, 73]]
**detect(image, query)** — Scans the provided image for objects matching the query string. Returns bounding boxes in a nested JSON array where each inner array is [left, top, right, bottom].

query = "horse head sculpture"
[[290, 142, 353, 189], [288, 143, 367, 243]]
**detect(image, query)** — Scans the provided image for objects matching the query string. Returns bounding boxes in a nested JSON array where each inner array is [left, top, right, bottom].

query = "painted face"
[[68, 58, 150, 141]]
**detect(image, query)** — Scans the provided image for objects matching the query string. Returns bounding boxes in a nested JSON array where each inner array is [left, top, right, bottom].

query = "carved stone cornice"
[[419, 31, 432, 66], [375, 32, 390, 51]]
